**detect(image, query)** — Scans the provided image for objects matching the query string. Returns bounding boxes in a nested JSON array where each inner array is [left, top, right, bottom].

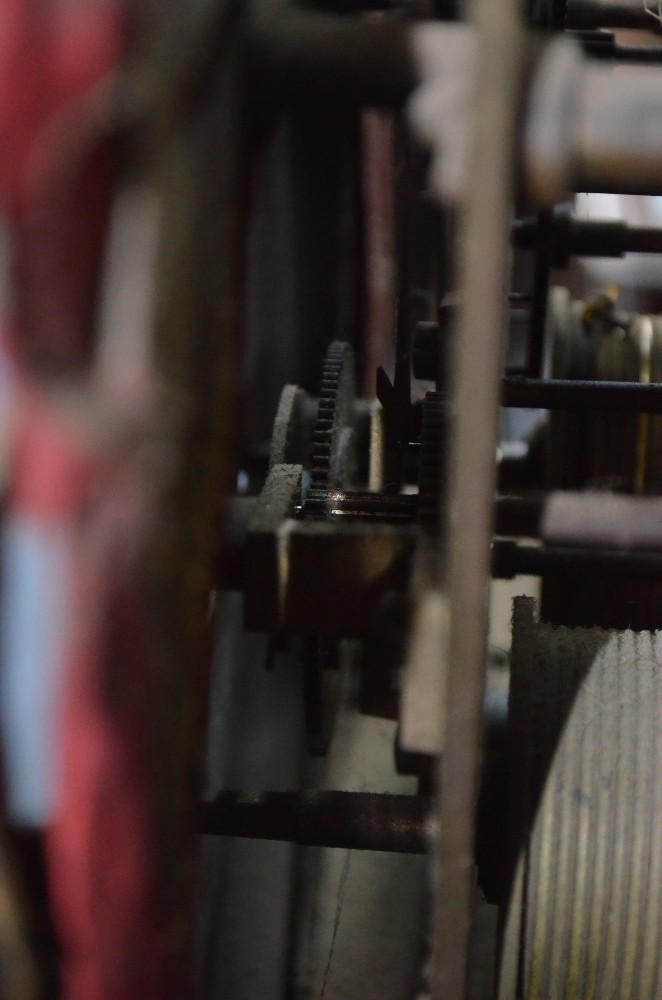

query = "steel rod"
[[492, 539, 662, 581], [565, 0, 662, 31], [513, 213, 662, 263], [527, 211, 552, 378], [502, 377, 662, 413], [302, 489, 417, 521], [607, 43, 662, 62], [200, 791, 432, 854]]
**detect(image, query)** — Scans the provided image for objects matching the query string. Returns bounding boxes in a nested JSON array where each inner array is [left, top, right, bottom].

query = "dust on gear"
[[310, 341, 357, 492]]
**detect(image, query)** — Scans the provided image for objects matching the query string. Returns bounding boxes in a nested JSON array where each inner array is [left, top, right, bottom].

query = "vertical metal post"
[[431, 0, 523, 996]]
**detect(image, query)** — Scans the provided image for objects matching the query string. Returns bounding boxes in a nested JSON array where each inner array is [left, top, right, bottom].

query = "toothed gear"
[[305, 341, 356, 757], [310, 341, 357, 491], [418, 390, 446, 530]]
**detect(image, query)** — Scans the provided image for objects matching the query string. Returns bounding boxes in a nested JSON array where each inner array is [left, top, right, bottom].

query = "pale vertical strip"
[[0, 515, 71, 826], [430, 0, 523, 991], [639, 640, 662, 995], [583, 636, 613, 1000]]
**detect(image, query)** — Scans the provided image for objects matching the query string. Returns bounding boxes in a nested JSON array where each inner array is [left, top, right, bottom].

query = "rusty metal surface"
[[200, 790, 432, 854]]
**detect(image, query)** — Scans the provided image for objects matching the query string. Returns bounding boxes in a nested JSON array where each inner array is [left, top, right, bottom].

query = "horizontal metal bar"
[[586, 39, 662, 63], [502, 377, 662, 413], [247, 10, 417, 108], [302, 489, 417, 522], [573, 178, 662, 197], [200, 790, 432, 853], [492, 539, 662, 581], [513, 213, 662, 261], [608, 43, 662, 63], [566, 0, 662, 32]]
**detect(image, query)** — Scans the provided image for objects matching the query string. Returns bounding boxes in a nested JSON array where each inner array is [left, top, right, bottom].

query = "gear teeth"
[[418, 391, 446, 529], [310, 341, 354, 492]]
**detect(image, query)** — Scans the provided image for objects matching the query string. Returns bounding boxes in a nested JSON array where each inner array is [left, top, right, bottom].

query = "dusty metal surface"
[[309, 341, 357, 491], [244, 463, 303, 633], [268, 384, 315, 470], [501, 597, 662, 999]]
